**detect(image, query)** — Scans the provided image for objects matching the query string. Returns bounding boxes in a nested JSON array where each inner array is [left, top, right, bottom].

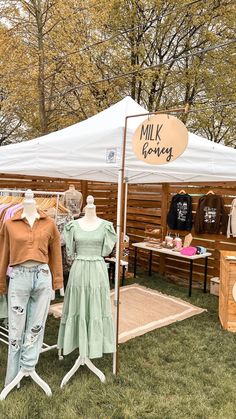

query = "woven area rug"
[[49, 284, 206, 344], [111, 284, 206, 343]]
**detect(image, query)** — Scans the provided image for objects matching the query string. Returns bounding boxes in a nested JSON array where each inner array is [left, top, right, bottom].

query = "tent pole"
[[113, 117, 128, 375], [123, 178, 128, 236], [113, 168, 122, 375]]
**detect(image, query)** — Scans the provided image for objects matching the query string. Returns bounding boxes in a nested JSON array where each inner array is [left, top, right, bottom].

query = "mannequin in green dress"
[[59, 195, 117, 387]]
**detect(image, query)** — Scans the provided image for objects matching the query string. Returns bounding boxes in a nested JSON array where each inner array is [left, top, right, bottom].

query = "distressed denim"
[[5, 264, 52, 386]]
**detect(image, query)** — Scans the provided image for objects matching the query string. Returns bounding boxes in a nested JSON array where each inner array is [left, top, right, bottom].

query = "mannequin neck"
[[83, 206, 98, 222], [78, 206, 102, 230], [21, 202, 39, 228], [67, 186, 77, 195]]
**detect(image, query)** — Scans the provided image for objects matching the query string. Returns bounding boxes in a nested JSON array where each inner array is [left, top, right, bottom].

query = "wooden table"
[[132, 242, 212, 297]]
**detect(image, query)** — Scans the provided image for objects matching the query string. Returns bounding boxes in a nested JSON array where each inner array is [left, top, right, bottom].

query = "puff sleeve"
[[48, 221, 63, 291], [63, 221, 75, 258], [102, 222, 117, 257]]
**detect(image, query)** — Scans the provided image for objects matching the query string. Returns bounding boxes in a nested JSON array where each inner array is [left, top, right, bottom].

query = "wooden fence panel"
[[87, 181, 117, 222], [127, 182, 236, 289], [1, 173, 236, 290]]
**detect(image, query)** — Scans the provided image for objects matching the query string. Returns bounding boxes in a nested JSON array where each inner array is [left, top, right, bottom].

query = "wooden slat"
[[126, 182, 236, 289], [127, 208, 161, 216], [128, 194, 162, 201], [2, 175, 236, 289], [128, 201, 162, 209]]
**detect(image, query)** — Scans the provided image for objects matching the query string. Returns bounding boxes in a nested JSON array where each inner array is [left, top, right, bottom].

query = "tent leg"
[[123, 179, 128, 236], [113, 169, 122, 375]]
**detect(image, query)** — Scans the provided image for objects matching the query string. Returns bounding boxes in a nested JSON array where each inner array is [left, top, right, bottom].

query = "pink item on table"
[[180, 246, 197, 256]]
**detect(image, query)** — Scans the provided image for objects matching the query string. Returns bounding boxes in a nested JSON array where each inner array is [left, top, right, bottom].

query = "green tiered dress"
[[57, 220, 117, 358]]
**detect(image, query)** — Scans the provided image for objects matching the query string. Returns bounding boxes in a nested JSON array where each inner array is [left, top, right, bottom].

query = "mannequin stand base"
[[0, 369, 52, 400], [60, 356, 106, 388]]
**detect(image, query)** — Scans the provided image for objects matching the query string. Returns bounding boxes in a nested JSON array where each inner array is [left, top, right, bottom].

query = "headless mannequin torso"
[[64, 184, 83, 218], [21, 190, 40, 268], [21, 201, 39, 228]]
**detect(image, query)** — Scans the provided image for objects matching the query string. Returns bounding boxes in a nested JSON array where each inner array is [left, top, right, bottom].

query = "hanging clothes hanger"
[[179, 189, 186, 194], [39, 197, 52, 210], [0, 190, 69, 217], [206, 190, 215, 195], [58, 202, 69, 213], [0, 196, 22, 204], [0, 196, 12, 204]]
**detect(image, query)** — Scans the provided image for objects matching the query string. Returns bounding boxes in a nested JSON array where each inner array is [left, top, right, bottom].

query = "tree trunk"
[[34, 0, 48, 134]]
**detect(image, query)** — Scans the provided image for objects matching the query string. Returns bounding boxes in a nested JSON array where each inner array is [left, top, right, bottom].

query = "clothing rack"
[[0, 188, 66, 356], [0, 189, 65, 220], [0, 188, 65, 195], [0, 324, 57, 353]]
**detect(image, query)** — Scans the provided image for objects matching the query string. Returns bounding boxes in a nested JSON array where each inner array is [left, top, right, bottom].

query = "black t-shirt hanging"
[[167, 193, 192, 231]]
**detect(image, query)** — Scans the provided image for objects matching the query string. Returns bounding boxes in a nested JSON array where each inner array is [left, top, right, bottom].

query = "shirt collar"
[[11, 209, 47, 221]]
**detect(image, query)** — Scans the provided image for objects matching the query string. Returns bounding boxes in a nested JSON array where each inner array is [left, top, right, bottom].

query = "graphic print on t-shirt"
[[177, 202, 188, 222], [66, 198, 80, 215], [204, 206, 217, 224]]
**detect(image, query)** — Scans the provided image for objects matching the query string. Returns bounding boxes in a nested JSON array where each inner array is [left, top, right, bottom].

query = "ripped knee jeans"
[[5, 264, 52, 386]]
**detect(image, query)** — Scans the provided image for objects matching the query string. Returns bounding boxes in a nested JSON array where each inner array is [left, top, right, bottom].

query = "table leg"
[[189, 260, 193, 297], [159, 254, 165, 275], [122, 266, 125, 286], [149, 250, 153, 276], [204, 257, 208, 293], [134, 247, 137, 278]]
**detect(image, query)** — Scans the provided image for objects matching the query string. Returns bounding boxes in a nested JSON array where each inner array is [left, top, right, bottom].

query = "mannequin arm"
[[48, 223, 64, 291]]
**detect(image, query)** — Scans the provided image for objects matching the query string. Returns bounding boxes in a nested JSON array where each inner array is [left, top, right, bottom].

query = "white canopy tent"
[[1, 95, 236, 374], [1, 96, 236, 183]]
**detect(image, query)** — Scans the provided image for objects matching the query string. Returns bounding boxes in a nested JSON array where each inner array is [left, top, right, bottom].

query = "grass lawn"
[[1, 272, 236, 419]]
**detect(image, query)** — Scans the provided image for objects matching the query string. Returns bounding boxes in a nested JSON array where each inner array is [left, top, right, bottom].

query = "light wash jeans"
[[5, 264, 52, 386]]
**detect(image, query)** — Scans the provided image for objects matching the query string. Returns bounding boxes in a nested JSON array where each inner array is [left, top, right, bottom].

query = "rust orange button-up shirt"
[[0, 210, 63, 294]]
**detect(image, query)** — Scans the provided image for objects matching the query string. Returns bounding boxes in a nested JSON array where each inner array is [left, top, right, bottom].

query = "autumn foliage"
[[0, 0, 235, 145]]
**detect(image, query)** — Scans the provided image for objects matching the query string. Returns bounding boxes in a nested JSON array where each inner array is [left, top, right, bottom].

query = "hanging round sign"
[[132, 114, 188, 165]]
